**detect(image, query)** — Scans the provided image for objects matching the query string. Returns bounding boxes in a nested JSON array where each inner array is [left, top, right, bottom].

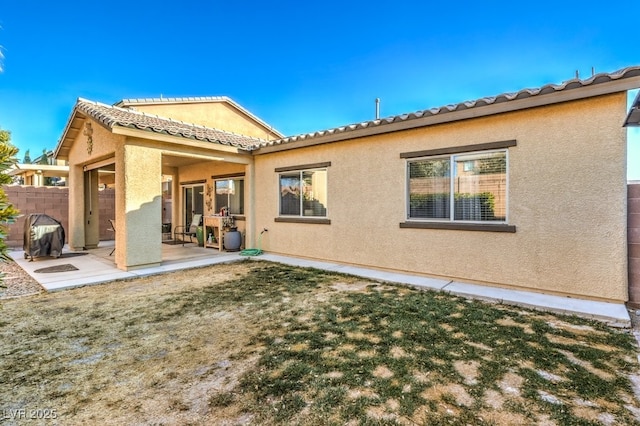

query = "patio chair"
[[108, 219, 116, 256], [173, 214, 202, 246]]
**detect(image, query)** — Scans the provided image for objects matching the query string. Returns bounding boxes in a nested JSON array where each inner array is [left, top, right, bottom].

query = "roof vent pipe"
[[375, 98, 380, 120]]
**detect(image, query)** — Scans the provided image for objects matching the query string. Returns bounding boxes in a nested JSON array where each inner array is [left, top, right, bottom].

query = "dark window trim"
[[212, 172, 245, 179], [400, 140, 517, 159], [179, 179, 206, 185], [400, 221, 516, 233], [232, 215, 246, 221], [275, 161, 331, 173], [275, 217, 331, 225]]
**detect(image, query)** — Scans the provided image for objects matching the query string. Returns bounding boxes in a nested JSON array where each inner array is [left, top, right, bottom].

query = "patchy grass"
[[1, 260, 639, 425]]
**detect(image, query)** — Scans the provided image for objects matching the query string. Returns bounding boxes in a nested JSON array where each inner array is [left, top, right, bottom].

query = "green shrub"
[[0, 129, 19, 263]]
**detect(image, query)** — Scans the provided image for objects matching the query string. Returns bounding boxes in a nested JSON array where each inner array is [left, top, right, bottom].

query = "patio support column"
[[83, 169, 100, 249], [245, 161, 256, 249], [163, 166, 178, 232], [171, 172, 180, 231], [115, 143, 162, 270], [68, 164, 85, 251]]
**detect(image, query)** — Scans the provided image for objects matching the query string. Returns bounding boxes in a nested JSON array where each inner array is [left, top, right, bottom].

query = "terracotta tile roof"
[[56, 65, 640, 159], [257, 65, 640, 150], [116, 96, 230, 105], [76, 99, 266, 150], [114, 96, 284, 138]]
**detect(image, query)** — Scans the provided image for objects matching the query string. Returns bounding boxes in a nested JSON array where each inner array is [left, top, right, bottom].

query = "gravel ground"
[[0, 257, 43, 299]]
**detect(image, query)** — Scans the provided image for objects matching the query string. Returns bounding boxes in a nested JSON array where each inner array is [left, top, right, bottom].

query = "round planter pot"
[[224, 230, 242, 251]]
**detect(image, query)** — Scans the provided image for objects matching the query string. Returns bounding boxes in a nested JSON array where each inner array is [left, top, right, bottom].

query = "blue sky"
[[0, 1, 639, 178]]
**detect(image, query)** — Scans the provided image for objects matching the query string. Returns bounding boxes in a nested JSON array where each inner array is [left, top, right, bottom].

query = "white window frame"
[[406, 148, 509, 224], [214, 177, 244, 215], [181, 183, 205, 227]]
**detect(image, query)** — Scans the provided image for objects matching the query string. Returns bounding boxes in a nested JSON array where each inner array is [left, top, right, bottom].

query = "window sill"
[[400, 221, 516, 233], [275, 217, 331, 225]]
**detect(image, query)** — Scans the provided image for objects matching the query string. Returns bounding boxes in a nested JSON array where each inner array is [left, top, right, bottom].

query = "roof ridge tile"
[[75, 99, 268, 150]]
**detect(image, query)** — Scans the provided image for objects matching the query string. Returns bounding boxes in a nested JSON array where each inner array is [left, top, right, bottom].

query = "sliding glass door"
[[182, 184, 204, 227]]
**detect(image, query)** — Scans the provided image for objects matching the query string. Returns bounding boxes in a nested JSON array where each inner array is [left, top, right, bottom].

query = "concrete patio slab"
[[9, 242, 246, 292], [12, 251, 134, 291]]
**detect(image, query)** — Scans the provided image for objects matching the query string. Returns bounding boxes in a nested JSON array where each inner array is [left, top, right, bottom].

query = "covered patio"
[[53, 97, 271, 272]]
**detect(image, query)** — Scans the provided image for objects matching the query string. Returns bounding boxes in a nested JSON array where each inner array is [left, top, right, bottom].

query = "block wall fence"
[[2, 185, 115, 248]]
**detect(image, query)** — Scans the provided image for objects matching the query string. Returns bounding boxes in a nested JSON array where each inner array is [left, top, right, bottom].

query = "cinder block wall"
[[629, 183, 640, 306], [2, 185, 115, 248]]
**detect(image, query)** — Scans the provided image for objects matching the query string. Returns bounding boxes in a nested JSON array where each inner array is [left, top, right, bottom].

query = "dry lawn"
[[1, 260, 640, 425]]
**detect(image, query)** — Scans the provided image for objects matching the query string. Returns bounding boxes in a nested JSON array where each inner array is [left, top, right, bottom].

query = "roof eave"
[[7, 164, 69, 177], [111, 126, 252, 155], [55, 98, 260, 159], [254, 71, 640, 155], [53, 104, 87, 160]]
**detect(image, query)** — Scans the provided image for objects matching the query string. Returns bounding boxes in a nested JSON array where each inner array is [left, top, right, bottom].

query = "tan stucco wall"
[[67, 119, 122, 162], [66, 119, 123, 251], [128, 102, 279, 140], [115, 143, 162, 269], [253, 93, 629, 302], [175, 161, 248, 237]]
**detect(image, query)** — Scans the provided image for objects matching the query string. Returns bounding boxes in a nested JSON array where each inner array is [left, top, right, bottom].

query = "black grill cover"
[[23, 214, 65, 260]]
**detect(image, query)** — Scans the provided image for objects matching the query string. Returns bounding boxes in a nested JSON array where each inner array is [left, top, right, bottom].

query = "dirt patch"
[[478, 409, 530, 425], [390, 346, 409, 359], [454, 360, 479, 385], [373, 365, 394, 379], [345, 331, 381, 344], [499, 371, 524, 397], [0, 262, 266, 424], [483, 389, 505, 409], [546, 319, 603, 335], [421, 383, 474, 407], [440, 323, 455, 332], [347, 388, 379, 400], [496, 317, 535, 334], [331, 281, 373, 292]]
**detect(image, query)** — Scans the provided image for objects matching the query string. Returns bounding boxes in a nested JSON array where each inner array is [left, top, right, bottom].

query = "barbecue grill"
[[23, 213, 65, 261]]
